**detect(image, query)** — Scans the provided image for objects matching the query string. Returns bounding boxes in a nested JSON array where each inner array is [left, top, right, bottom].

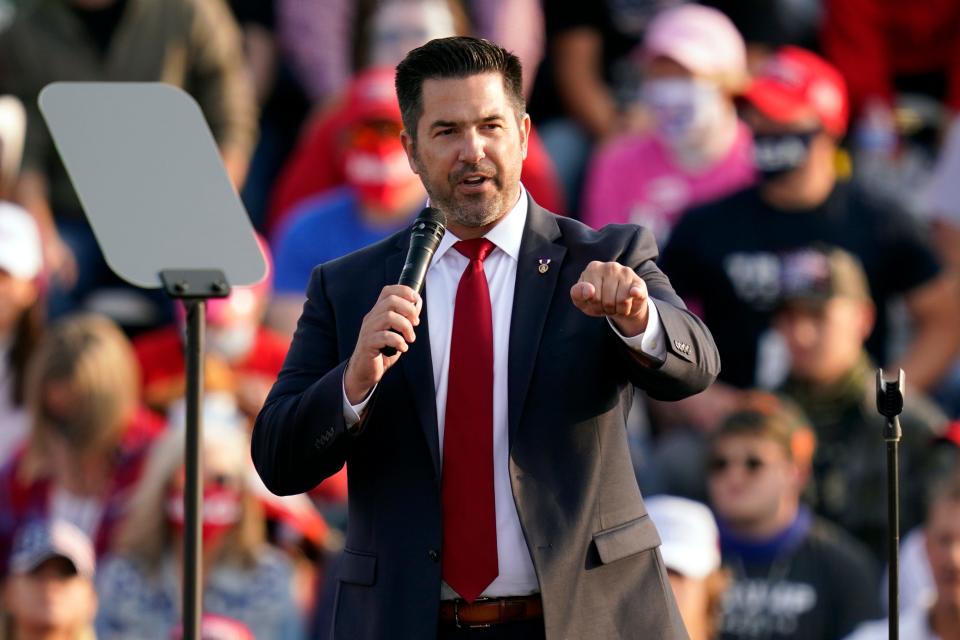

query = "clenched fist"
[[570, 261, 649, 337]]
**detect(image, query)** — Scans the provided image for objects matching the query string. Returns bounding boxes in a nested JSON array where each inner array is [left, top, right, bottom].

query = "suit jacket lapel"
[[386, 241, 441, 480], [508, 199, 566, 444]]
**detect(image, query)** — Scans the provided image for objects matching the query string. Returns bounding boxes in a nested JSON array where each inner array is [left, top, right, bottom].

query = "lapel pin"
[[538, 258, 551, 274]]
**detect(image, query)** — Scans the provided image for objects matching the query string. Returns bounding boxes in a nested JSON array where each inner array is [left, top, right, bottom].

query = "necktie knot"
[[454, 238, 496, 263]]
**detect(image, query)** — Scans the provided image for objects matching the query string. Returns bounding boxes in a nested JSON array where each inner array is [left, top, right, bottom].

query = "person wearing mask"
[[708, 398, 881, 640], [846, 469, 960, 640], [528, 0, 683, 211], [0, 314, 164, 575], [1, 519, 98, 640], [660, 46, 958, 429], [95, 419, 301, 639], [582, 4, 754, 246], [0, 0, 257, 319], [773, 246, 945, 560], [266, 0, 465, 235], [0, 205, 43, 466], [646, 494, 729, 640], [267, 67, 428, 338]]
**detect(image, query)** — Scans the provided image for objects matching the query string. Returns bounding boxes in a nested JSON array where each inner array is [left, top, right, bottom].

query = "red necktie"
[[441, 238, 498, 602]]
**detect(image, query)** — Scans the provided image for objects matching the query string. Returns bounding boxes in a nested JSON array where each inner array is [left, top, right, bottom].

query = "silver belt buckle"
[[454, 597, 493, 629]]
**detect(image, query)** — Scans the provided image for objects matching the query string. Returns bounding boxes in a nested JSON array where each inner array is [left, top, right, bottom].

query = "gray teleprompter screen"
[[39, 82, 265, 289]]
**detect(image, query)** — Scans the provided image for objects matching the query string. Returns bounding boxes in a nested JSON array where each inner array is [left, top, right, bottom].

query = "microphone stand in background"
[[876, 368, 904, 640]]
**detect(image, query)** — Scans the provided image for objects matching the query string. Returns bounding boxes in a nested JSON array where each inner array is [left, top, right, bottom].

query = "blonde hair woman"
[[95, 414, 301, 639], [0, 313, 165, 577]]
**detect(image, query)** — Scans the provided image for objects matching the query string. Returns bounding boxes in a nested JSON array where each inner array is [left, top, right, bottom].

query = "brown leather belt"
[[438, 595, 543, 628]]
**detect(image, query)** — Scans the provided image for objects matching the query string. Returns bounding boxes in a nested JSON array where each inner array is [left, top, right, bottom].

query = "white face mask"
[[642, 78, 732, 166]]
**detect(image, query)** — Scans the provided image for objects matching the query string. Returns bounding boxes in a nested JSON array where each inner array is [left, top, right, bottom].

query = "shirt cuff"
[[343, 377, 375, 427], [606, 299, 666, 364]]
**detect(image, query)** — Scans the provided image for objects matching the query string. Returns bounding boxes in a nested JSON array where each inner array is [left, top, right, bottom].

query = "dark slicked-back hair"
[[395, 36, 525, 141]]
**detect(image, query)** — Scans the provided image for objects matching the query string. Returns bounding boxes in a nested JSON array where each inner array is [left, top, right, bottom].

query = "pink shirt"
[[582, 122, 755, 245]]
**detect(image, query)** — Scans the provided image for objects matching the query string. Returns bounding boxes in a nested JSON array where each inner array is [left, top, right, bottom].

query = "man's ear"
[[520, 113, 531, 161], [400, 130, 419, 175]]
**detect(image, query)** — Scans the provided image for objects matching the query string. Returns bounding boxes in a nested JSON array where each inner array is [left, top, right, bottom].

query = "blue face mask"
[[753, 131, 817, 181]]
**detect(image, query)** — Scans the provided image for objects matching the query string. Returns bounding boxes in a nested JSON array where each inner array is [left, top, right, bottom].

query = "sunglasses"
[[349, 121, 404, 147], [707, 455, 767, 476]]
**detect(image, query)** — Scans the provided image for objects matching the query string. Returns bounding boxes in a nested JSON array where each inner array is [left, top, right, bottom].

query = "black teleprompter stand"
[[160, 270, 230, 640], [876, 368, 904, 640]]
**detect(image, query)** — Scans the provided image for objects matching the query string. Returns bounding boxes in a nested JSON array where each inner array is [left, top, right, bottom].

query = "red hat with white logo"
[[344, 66, 402, 125], [742, 46, 849, 138]]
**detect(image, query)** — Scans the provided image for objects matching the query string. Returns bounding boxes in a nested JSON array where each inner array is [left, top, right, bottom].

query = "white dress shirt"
[[344, 185, 666, 598]]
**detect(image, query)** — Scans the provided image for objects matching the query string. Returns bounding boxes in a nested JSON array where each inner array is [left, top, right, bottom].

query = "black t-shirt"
[[719, 515, 881, 640], [69, 0, 128, 57], [529, 0, 681, 123], [659, 182, 941, 388], [701, 0, 821, 52]]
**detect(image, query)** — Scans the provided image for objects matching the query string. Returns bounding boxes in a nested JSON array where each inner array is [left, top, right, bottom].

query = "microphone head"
[[408, 206, 445, 249], [396, 205, 446, 294], [875, 368, 905, 418], [416, 206, 446, 229]]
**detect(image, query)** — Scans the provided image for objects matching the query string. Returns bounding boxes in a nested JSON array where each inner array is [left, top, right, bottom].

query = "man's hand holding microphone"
[[344, 207, 443, 405], [344, 285, 422, 405]]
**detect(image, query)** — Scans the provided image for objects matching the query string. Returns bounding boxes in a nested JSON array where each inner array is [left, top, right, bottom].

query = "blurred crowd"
[[1, 0, 960, 638]]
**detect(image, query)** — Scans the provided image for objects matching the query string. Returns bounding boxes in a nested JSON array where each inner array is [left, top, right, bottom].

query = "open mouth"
[[460, 175, 490, 186]]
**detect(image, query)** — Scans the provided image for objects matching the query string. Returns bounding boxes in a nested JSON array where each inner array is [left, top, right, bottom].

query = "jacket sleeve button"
[[428, 549, 440, 562]]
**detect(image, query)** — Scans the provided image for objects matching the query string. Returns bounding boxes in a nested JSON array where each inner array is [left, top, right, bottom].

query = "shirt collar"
[[431, 183, 528, 266]]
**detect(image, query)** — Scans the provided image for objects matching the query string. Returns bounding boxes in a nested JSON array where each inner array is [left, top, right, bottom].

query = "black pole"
[[885, 435, 899, 640], [160, 270, 229, 640], [183, 299, 205, 640], [876, 368, 904, 640]]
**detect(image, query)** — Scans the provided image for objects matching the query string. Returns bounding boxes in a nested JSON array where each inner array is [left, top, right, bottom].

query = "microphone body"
[[381, 207, 446, 356]]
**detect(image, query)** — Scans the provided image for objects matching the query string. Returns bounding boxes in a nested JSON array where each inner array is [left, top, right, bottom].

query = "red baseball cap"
[[343, 66, 402, 125], [742, 46, 849, 138]]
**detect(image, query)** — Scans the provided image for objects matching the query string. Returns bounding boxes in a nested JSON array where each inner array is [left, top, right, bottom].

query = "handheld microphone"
[[381, 206, 446, 356]]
